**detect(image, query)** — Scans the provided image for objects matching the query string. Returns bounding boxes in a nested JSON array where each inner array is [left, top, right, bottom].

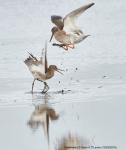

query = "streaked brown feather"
[[51, 15, 64, 30], [45, 41, 48, 73], [28, 52, 38, 61]]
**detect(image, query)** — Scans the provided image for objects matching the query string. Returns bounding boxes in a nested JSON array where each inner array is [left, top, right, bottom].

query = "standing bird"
[[50, 3, 94, 51], [24, 43, 63, 93]]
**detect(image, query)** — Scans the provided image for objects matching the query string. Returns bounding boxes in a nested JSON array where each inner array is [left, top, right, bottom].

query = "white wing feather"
[[40, 50, 46, 74], [29, 63, 45, 76], [63, 3, 94, 34], [29, 51, 46, 80]]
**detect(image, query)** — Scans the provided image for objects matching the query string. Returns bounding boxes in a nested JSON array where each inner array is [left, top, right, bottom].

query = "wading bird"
[[24, 44, 63, 93], [50, 3, 94, 51]]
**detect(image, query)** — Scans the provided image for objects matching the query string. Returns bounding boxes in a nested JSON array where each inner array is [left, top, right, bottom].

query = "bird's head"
[[50, 27, 59, 42], [49, 65, 64, 75]]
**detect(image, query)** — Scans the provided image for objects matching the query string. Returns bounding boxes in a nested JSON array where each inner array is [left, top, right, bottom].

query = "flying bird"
[[50, 3, 94, 50], [24, 43, 63, 93]]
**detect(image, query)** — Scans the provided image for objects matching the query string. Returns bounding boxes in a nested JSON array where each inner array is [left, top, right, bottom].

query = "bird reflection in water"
[[55, 133, 90, 150], [27, 104, 59, 144]]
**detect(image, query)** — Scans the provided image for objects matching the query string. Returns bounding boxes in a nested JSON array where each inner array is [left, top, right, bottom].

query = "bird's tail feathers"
[[83, 35, 90, 40]]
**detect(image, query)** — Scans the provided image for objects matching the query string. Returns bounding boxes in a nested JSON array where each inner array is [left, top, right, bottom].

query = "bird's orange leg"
[[66, 45, 75, 49], [62, 46, 68, 51]]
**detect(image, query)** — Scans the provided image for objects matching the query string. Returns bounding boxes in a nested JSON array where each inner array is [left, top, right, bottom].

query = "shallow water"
[[0, 0, 126, 149]]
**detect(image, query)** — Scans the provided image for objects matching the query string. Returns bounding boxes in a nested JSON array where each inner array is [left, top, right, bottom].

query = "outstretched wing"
[[63, 3, 94, 34], [51, 15, 64, 30], [40, 41, 48, 74], [40, 50, 45, 74], [25, 52, 45, 76], [28, 52, 38, 61], [45, 41, 48, 74]]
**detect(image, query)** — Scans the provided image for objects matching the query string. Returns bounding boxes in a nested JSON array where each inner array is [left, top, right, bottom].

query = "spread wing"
[[51, 15, 64, 30], [63, 3, 94, 34], [45, 41, 48, 74], [40, 41, 48, 74], [25, 52, 45, 76], [28, 52, 38, 61]]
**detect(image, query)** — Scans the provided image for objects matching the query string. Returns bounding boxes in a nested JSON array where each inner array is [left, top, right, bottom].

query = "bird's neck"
[[46, 68, 55, 79]]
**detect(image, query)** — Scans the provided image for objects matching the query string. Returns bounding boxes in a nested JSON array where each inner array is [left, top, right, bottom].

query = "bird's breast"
[[55, 30, 71, 44], [31, 71, 46, 82]]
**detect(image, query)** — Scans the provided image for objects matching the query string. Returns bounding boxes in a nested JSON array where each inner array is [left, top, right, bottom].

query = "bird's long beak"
[[50, 33, 54, 42], [56, 68, 64, 75]]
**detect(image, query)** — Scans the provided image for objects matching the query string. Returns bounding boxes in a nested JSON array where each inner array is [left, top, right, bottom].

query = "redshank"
[[24, 43, 63, 93], [50, 3, 94, 51]]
